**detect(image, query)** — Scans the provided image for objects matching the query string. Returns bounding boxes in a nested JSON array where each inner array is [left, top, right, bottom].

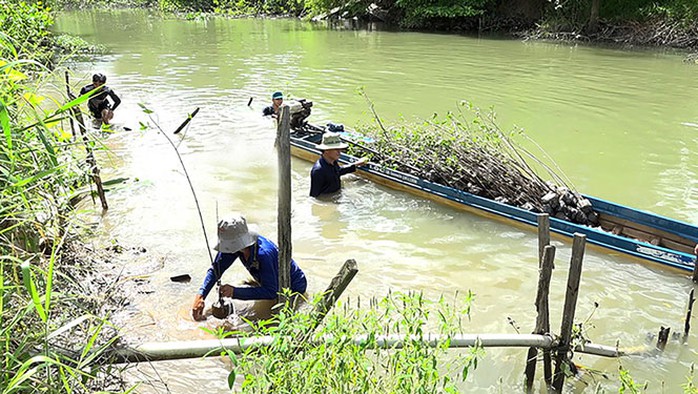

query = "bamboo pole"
[[525, 245, 556, 392], [277, 105, 291, 304], [537, 214, 550, 267], [108, 332, 627, 364], [685, 288, 695, 344], [552, 233, 586, 392], [65, 72, 108, 210]]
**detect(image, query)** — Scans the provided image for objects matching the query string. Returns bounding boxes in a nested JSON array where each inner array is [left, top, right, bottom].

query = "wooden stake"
[[552, 233, 586, 392], [692, 258, 698, 283], [684, 288, 694, 344], [300, 259, 358, 342], [277, 105, 292, 304], [525, 244, 556, 392], [656, 326, 670, 351], [537, 214, 550, 267], [65, 72, 108, 210]]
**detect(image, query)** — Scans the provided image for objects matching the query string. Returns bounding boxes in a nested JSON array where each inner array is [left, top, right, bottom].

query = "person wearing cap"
[[262, 91, 284, 117], [309, 132, 368, 198], [191, 214, 307, 321], [79, 73, 121, 125]]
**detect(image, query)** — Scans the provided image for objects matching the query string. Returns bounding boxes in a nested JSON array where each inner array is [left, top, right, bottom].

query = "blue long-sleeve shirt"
[[197, 235, 307, 300], [309, 156, 356, 197]]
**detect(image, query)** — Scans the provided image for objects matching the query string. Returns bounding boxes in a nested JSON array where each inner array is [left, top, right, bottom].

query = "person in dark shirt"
[[79, 73, 121, 125], [309, 132, 368, 197], [262, 91, 283, 117], [191, 214, 307, 321]]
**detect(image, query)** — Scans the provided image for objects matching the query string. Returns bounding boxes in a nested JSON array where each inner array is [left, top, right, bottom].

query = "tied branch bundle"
[[353, 103, 600, 226]]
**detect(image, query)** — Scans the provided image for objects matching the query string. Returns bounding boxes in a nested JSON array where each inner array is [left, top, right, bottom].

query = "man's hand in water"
[[192, 294, 205, 321]]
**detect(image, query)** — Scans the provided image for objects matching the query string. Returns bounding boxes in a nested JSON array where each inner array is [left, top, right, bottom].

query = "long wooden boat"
[[290, 127, 698, 273]]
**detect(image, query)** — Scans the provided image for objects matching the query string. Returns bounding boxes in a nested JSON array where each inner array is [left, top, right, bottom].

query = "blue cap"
[[272, 91, 283, 100]]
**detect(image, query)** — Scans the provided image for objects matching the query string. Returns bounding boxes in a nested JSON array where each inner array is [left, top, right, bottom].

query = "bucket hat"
[[213, 214, 258, 253], [316, 132, 348, 151]]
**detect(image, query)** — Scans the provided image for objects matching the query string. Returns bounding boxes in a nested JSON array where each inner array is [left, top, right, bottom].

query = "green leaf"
[[0, 99, 12, 157], [21, 261, 47, 322], [138, 103, 153, 114], [227, 369, 237, 389]]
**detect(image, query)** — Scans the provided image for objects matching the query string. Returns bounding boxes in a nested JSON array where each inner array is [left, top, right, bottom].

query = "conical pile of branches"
[[352, 102, 599, 226]]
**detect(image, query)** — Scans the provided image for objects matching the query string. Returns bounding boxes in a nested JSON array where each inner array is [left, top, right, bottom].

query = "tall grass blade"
[[21, 261, 47, 322], [0, 99, 11, 157]]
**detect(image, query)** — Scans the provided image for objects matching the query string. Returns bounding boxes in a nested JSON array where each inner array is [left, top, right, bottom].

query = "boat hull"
[[291, 132, 697, 273]]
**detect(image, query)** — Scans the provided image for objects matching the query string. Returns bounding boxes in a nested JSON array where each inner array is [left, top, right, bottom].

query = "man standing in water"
[[80, 73, 121, 125], [309, 132, 368, 197], [262, 91, 284, 117], [191, 214, 307, 321]]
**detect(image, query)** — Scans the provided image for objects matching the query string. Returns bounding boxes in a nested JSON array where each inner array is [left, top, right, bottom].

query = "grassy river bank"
[[3, 1, 698, 392]]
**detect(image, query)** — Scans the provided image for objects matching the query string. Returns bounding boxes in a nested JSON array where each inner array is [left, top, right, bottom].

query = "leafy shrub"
[[219, 290, 482, 393], [0, 0, 54, 62], [394, 0, 493, 28]]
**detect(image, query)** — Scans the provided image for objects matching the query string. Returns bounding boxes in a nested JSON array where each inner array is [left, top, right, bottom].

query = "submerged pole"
[[524, 245, 556, 392], [552, 233, 586, 393], [685, 288, 695, 344], [108, 333, 627, 364], [277, 105, 292, 303]]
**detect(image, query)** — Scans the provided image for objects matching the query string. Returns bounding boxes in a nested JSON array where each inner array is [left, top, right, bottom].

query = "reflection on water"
[[54, 9, 698, 392]]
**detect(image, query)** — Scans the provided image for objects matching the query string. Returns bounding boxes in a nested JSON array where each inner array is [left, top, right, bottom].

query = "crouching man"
[[191, 214, 307, 321]]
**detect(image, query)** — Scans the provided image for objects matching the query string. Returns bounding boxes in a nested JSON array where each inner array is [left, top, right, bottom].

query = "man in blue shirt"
[[309, 132, 368, 197], [191, 214, 307, 321]]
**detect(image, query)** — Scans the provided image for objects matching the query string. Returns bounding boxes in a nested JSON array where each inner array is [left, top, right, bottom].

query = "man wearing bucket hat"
[[262, 91, 284, 117], [309, 132, 368, 197], [191, 214, 307, 321]]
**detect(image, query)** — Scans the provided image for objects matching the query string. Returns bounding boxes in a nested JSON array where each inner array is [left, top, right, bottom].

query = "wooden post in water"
[[537, 214, 550, 267], [656, 326, 670, 351], [552, 233, 586, 393], [277, 105, 292, 304], [684, 289, 695, 344], [64, 71, 77, 138], [692, 258, 698, 283], [524, 244, 556, 392], [301, 259, 359, 342], [65, 71, 108, 210]]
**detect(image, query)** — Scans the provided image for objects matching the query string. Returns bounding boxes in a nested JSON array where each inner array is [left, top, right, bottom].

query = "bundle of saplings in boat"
[[349, 102, 600, 226]]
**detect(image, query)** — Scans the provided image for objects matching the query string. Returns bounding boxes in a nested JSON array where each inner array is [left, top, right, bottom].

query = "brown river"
[[54, 9, 698, 393]]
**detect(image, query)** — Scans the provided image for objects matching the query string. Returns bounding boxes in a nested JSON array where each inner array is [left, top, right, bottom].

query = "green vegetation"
[[216, 290, 483, 393], [394, 0, 492, 29], [0, 0, 54, 63], [1, 4, 125, 393], [42, 0, 698, 47]]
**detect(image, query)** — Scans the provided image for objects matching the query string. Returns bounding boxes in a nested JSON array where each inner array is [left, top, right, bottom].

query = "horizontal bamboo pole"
[[109, 333, 630, 363]]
